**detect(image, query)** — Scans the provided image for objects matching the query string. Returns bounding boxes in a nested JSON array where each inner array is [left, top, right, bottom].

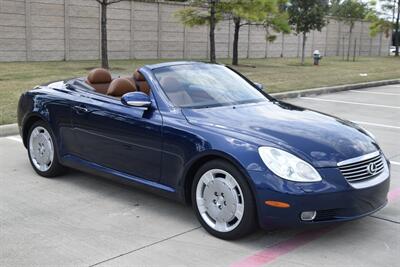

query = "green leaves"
[[329, 0, 391, 40], [266, 34, 277, 42], [330, 0, 371, 26], [176, 0, 290, 34], [266, 9, 291, 34], [288, 0, 329, 34], [369, 17, 393, 38], [175, 1, 225, 27], [223, 0, 277, 22], [175, 8, 211, 26]]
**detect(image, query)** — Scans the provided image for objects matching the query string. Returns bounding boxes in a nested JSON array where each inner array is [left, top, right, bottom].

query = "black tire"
[[192, 159, 257, 240], [27, 120, 66, 178]]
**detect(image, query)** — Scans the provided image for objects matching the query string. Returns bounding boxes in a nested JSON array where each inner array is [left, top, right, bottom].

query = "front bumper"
[[249, 164, 390, 229]]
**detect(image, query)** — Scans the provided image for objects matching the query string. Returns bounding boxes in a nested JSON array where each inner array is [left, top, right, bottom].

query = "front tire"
[[27, 121, 65, 177], [192, 159, 257, 239]]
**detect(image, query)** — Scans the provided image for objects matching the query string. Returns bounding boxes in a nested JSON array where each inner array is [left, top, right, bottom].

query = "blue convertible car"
[[18, 61, 390, 239]]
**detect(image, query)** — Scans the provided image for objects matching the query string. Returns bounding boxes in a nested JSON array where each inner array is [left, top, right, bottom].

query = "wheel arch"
[[181, 150, 256, 205], [22, 114, 46, 147]]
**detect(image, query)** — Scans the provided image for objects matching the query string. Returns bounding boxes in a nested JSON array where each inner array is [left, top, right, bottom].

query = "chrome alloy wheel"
[[29, 126, 54, 172], [196, 169, 244, 232]]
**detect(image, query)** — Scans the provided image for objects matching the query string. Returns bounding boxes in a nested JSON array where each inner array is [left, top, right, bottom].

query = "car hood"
[[182, 101, 379, 168]]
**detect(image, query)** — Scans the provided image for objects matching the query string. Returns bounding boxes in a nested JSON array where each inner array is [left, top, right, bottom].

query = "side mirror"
[[121, 91, 151, 109], [254, 82, 264, 91]]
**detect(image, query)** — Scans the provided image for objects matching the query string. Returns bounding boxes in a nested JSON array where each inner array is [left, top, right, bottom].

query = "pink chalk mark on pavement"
[[388, 187, 400, 202], [230, 186, 400, 267], [230, 226, 335, 267]]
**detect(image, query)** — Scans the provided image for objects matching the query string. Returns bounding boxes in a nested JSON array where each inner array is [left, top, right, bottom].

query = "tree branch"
[[106, 0, 128, 5], [240, 22, 264, 27], [95, 0, 131, 6]]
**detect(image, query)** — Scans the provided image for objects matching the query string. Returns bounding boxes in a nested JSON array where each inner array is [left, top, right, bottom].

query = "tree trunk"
[[100, 3, 109, 69], [209, 0, 216, 63], [301, 32, 307, 65], [232, 17, 241, 66], [395, 0, 400, 56], [347, 24, 353, 61]]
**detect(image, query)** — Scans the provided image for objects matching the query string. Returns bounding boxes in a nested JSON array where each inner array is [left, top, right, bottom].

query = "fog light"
[[300, 211, 316, 221]]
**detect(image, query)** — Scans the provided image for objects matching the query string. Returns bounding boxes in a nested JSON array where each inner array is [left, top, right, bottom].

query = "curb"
[[0, 123, 18, 138], [1, 79, 399, 138], [270, 79, 400, 99]]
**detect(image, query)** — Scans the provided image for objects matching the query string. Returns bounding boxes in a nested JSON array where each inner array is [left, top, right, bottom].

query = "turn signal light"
[[265, 200, 290, 208]]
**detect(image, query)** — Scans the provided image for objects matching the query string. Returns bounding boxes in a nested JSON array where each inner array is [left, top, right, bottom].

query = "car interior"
[[79, 68, 200, 106], [72, 67, 220, 107], [84, 68, 150, 98]]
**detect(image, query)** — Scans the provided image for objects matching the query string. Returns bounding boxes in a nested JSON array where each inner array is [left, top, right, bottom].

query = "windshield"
[[153, 64, 267, 108]]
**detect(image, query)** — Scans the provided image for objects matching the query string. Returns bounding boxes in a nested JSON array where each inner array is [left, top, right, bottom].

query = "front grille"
[[338, 153, 385, 183]]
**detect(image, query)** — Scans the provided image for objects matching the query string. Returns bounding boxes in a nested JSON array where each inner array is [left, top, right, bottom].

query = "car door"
[[70, 90, 163, 182]]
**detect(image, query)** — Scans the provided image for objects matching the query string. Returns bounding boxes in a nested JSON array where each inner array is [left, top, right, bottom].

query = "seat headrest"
[[134, 70, 146, 81], [107, 78, 136, 97], [87, 68, 112, 84]]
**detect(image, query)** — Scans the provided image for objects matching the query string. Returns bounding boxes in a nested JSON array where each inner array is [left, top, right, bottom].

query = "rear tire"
[[27, 121, 66, 177], [192, 159, 257, 239]]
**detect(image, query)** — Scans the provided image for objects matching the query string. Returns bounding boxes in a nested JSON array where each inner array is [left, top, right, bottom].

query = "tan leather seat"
[[107, 78, 137, 97], [86, 68, 112, 94], [160, 77, 193, 106], [133, 70, 151, 95]]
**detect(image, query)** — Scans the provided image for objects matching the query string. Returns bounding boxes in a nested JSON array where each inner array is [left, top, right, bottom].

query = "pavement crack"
[[369, 215, 400, 225], [88, 226, 202, 267]]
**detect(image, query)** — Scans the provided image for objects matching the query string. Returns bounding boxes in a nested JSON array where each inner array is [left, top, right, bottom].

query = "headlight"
[[258, 147, 322, 182]]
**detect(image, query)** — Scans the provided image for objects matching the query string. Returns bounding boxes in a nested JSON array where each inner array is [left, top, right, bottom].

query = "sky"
[[373, 0, 396, 19]]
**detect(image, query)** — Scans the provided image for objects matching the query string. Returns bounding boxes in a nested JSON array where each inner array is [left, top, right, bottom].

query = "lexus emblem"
[[367, 163, 377, 175]]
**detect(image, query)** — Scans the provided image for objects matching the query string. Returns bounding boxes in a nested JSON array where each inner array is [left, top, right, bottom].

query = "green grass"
[[0, 56, 399, 125], [223, 57, 400, 93]]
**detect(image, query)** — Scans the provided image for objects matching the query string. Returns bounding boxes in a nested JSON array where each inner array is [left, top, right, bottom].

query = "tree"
[[288, 0, 329, 65], [331, 0, 370, 61], [395, 0, 400, 55], [375, 0, 400, 56], [96, 0, 133, 69], [221, 0, 290, 65], [368, 14, 393, 46], [176, 0, 223, 63]]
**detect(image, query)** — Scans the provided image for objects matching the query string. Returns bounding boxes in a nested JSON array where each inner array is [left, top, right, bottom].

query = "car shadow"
[[52, 169, 201, 224], [50, 168, 373, 254], [52, 169, 280, 237]]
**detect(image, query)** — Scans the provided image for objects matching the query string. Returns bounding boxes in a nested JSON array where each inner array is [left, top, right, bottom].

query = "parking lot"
[[1, 84, 399, 267]]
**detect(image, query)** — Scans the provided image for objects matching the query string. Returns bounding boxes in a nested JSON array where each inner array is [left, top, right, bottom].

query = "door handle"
[[73, 105, 89, 114]]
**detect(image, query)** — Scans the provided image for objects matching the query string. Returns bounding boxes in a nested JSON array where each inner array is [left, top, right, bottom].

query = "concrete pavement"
[[0, 84, 399, 267]]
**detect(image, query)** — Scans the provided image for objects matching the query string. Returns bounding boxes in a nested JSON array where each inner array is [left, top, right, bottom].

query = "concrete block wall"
[[30, 0, 65, 61], [0, 0, 392, 62], [0, 0, 27, 61], [68, 0, 99, 60], [133, 1, 158, 59]]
